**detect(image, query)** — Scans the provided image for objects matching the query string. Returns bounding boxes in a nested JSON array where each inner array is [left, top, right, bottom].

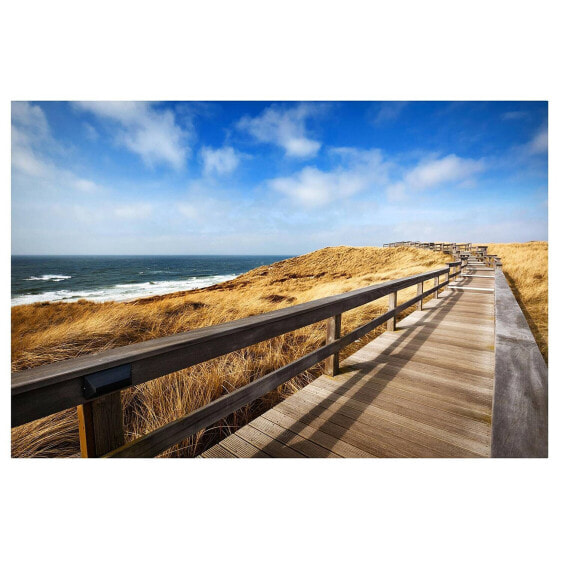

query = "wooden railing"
[[11, 258, 467, 458]]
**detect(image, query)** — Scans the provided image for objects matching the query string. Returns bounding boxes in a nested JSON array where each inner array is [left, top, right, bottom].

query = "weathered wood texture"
[[325, 315, 341, 376], [387, 292, 397, 331], [77, 393, 124, 457], [203, 276, 497, 458], [491, 269, 548, 458]]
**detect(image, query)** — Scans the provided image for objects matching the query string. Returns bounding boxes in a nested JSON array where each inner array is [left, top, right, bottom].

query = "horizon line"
[[11, 253, 299, 257]]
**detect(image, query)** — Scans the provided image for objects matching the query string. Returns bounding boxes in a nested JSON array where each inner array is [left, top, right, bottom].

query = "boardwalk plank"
[[382, 329, 494, 352], [304, 382, 491, 443], [327, 368, 493, 419], [280, 391, 485, 457], [219, 434, 271, 457], [261, 408, 370, 458], [249, 416, 341, 458], [365, 333, 495, 361], [295, 385, 490, 454], [276, 397, 442, 458], [341, 354, 495, 390], [235, 424, 306, 458], [200, 444, 236, 458]]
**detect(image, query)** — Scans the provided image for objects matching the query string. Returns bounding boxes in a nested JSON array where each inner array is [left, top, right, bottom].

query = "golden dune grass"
[[11, 246, 450, 458], [486, 241, 548, 361]]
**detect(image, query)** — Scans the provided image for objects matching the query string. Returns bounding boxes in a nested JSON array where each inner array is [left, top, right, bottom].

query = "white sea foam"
[[12, 274, 237, 306], [24, 274, 72, 281]]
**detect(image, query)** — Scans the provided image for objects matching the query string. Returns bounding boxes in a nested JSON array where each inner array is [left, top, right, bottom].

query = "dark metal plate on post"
[[83, 364, 132, 399]]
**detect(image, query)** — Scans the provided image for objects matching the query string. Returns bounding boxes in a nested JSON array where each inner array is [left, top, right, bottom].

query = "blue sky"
[[11, 101, 547, 255]]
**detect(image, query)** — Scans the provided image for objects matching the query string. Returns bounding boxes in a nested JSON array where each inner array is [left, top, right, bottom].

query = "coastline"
[[10, 273, 240, 307], [11, 254, 292, 307]]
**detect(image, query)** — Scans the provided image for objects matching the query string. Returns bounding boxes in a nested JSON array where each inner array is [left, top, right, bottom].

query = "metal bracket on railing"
[[83, 364, 132, 399]]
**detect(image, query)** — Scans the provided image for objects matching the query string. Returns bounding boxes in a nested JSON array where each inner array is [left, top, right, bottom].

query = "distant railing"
[[382, 240, 497, 259], [12, 256, 469, 458]]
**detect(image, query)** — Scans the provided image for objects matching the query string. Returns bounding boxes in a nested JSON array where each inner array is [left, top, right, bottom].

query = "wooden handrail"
[[11, 258, 464, 457]]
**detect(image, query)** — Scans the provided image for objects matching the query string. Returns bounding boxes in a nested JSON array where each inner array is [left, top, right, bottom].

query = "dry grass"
[[11, 246, 450, 458], [486, 241, 548, 362]]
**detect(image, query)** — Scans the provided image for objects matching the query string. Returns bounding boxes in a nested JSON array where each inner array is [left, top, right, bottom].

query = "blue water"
[[11, 255, 292, 306]]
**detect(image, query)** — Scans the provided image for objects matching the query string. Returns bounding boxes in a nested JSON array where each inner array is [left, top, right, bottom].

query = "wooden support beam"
[[78, 392, 125, 457], [325, 314, 341, 376], [434, 275, 439, 299], [387, 292, 397, 331], [416, 282, 423, 311], [77, 402, 96, 458]]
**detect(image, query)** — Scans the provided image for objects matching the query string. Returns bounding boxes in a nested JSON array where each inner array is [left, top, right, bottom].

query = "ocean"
[[11, 255, 292, 306]]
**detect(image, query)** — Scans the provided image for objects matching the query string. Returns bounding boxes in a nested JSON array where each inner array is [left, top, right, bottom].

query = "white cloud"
[[402, 154, 486, 190], [84, 122, 99, 141], [176, 187, 240, 233], [73, 178, 99, 192], [73, 101, 190, 169], [269, 148, 390, 207], [114, 203, 153, 219], [527, 127, 547, 154], [12, 101, 49, 140], [11, 144, 51, 178], [501, 111, 529, 120], [386, 182, 407, 203], [200, 145, 240, 175], [386, 154, 486, 200], [237, 103, 323, 158], [371, 101, 409, 125], [177, 203, 199, 220], [269, 149, 485, 208], [12, 102, 103, 193]]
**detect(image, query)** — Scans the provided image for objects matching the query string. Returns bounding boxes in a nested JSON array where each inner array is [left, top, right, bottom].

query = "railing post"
[[416, 281, 423, 310], [325, 314, 341, 376], [434, 274, 439, 299], [77, 392, 125, 457], [387, 291, 397, 331]]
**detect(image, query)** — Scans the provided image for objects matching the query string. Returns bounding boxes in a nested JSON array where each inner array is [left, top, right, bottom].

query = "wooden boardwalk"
[[202, 258, 497, 458]]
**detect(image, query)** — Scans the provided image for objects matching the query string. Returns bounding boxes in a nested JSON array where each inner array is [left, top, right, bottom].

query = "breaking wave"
[[24, 274, 72, 282], [12, 274, 237, 306]]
